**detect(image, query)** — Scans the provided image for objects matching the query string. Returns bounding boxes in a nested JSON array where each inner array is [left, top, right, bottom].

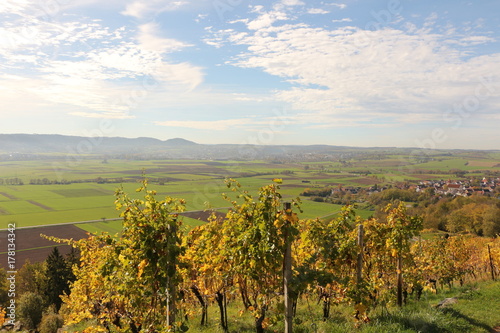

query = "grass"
[[0, 200, 49, 215], [448, 280, 500, 329], [63, 280, 500, 332], [187, 281, 500, 332]]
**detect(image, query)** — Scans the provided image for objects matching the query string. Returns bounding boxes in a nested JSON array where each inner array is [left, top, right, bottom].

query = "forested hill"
[[0, 134, 197, 154], [1, 133, 498, 161], [0, 133, 385, 159]]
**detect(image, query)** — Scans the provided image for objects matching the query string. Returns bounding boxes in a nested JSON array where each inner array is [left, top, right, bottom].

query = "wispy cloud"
[[0, 2, 204, 120], [332, 18, 352, 23], [205, 13, 500, 128], [329, 3, 347, 10], [69, 111, 135, 119], [280, 0, 304, 6], [308, 8, 330, 15], [155, 118, 252, 130], [121, 0, 189, 19]]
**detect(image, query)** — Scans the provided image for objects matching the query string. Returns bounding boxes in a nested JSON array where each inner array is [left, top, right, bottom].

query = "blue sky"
[[1, 0, 499, 149]]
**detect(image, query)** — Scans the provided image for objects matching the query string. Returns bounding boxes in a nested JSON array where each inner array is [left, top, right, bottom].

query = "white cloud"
[[0, 3, 204, 120], [209, 19, 500, 128], [69, 111, 135, 119], [121, 0, 188, 19], [280, 0, 304, 6], [332, 18, 352, 23], [0, 0, 31, 16], [308, 8, 330, 15], [155, 118, 251, 130], [458, 35, 496, 46], [247, 11, 289, 30], [329, 3, 347, 10]]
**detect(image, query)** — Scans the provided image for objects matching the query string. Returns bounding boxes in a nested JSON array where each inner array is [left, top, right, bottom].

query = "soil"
[[0, 225, 89, 269]]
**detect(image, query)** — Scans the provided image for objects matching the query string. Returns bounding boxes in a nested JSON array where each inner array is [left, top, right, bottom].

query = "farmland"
[[0, 148, 498, 261], [1, 149, 499, 230]]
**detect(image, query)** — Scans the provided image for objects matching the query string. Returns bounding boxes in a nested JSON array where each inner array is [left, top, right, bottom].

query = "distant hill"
[[164, 138, 198, 146], [0, 134, 198, 154], [1, 133, 497, 161]]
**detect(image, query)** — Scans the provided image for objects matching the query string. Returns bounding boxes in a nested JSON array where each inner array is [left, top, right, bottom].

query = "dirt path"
[[27, 199, 54, 211], [0, 192, 17, 200]]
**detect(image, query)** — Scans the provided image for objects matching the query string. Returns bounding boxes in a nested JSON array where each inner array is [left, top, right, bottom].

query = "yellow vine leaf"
[[138, 259, 148, 278]]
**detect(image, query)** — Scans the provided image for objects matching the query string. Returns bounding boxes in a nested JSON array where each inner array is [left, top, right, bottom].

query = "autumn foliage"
[[43, 179, 499, 332]]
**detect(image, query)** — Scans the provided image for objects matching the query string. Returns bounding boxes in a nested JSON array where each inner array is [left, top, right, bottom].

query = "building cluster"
[[415, 178, 499, 197]]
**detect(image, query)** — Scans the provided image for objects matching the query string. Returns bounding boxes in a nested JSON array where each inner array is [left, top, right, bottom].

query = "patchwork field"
[[0, 150, 498, 267], [1, 152, 499, 230]]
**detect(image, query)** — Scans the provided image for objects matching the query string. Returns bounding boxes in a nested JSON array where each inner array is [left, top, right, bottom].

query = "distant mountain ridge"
[[0, 134, 197, 154], [1, 133, 496, 161]]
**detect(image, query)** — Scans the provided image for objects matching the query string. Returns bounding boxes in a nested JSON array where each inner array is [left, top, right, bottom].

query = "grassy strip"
[[64, 280, 500, 332], [0, 244, 63, 255]]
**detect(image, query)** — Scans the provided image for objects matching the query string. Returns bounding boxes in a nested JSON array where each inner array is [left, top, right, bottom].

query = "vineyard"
[[1, 179, 499, 332]]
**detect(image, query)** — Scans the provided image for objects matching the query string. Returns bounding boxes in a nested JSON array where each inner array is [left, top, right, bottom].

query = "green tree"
[[39, 312, 64, 333], [16, 260, 48, 299], [18, 292, 44, 329], [483, 206, 500, 237], [0, 268, 9, 307], [45, 247, 74, 311]]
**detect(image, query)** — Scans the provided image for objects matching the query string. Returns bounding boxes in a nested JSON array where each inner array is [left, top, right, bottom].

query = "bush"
[[39, 313, 64, 333], [18, 292, 44, 329]]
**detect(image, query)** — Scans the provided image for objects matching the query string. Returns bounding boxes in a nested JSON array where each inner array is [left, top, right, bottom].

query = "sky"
[[0, 0, 499, 149]]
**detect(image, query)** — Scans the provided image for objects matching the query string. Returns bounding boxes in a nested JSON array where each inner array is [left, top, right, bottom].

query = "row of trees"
[[0, 178, 24, 185], [0, 177, 176, 186], [29, 179, 498, 333]]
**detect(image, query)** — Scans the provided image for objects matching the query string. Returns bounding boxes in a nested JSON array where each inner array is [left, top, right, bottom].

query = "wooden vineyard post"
[[354, 224, 364, 320], [167, 221, 177, 328], [284, 202, 293, 333], [397, 249, 403, 307], [357, 224, 364, 286], [488, 244, 496, 281]]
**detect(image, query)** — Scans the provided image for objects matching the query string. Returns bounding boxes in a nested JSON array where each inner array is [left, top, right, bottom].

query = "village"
[[320, 177, 500, 199], [414, 177, 500, 197]]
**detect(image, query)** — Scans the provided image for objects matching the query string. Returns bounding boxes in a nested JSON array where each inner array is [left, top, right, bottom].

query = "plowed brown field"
[[0, 225, 89, 269]]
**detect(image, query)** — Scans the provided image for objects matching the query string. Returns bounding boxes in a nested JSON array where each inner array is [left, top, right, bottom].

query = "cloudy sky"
[[1, 0, 499, 149]]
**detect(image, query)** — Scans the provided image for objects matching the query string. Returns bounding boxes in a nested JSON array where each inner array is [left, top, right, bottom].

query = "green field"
[[0, 151, 498, 230]]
